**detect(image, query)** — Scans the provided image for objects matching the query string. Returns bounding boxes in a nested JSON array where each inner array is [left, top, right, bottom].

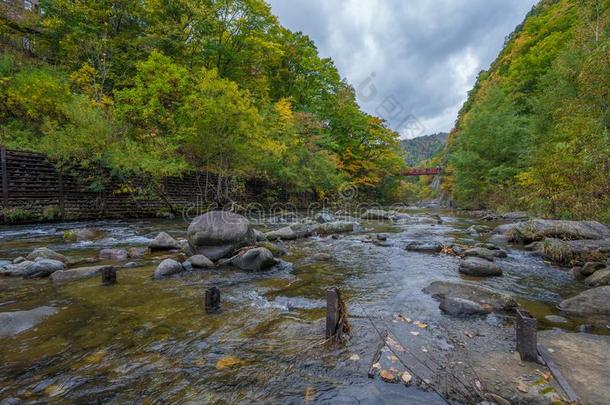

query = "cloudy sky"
[[267, 0, 537, 138]]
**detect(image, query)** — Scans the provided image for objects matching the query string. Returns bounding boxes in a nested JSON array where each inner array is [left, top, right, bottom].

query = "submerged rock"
[[50, 265, 113, 283], [459, 257, 502, 277], [424, 281, 517, 311], [186, 254, 215, 269], [26, 247, 66, 263], [228, 247, 277, 272], [559, 286, 610, 316], [0, 306, 58, 337], [149, 232, 181, 251], [187, 211, 255, 261], [405, 241, 443, 253], [439, 297, 491, 316], [127, 247, 147, 259], [585, 268, 610, 287], [464, 247, 507, 261], [256, 241, 287, 257], [23, 259, 65, 278], [312, 221, 358, 235], [99, 249, 129, 261], [64, 228, 106, 241], [154, 259, 184, 279], [0, 260, 34, 277], [266, 224, 312, 241]]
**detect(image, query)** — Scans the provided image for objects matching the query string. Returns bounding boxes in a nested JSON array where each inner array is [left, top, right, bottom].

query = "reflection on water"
[[0, 212, 596, 403]]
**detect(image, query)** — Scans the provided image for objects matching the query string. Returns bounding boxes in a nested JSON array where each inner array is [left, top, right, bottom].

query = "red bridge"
[[404, 167, 444, 176]]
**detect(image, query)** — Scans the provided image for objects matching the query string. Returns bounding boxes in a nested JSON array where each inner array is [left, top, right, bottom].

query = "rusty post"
[[326, 288, 340, 338], [205, 287, 220, 313], [101, 267, 117, 286], [1, 146, 8, 207], [516, 309, 538, 362]]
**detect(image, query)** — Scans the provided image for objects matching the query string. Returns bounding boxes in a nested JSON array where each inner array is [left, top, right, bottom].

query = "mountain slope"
[[401, 133, 448, 166], [447, 0, 609, 222]]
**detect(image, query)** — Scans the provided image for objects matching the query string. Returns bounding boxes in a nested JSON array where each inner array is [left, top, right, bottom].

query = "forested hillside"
[[0, 1, 408, 204], [447, 0, 610, 222], [401, 133, 448, 166]]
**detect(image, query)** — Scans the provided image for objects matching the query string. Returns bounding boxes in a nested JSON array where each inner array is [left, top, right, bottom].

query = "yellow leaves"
[[215, 355, 242, 370], [400, 371, 413, 385], [379, 369, 398, 383], [304, 386, 316, 402]]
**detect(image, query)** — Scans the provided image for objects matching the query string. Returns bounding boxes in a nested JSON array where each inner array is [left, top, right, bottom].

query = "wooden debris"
[[325, 287, 350, 342]]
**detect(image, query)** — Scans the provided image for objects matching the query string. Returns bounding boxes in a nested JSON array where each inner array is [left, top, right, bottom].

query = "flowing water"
[[0, 210, 597, 403]]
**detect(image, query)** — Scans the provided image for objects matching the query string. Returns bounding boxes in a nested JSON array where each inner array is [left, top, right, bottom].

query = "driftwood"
[[326, 288, 350, 342], [368, 329, 389, 378]]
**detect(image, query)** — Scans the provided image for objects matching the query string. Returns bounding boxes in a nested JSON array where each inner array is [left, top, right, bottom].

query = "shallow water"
[[0, 211, 599, 403]]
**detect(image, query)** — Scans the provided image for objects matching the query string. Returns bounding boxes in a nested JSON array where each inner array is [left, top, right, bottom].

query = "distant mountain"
[[400, 133, 448, 166]]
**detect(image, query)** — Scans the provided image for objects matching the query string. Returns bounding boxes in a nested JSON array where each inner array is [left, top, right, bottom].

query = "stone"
[[585, 268, 610, 287], [266, 224, 312, 241], [464, 247, 507, 261], [424, 281, 517, 311], [254, 229, 268, 242], [149, 232, 182, 251], [127, 247, 147, 259], [154, 259, 184, 279], [501, 211, 531, 221], [26, 247, 66, 263], [0, 261, 34, 277], [0, 306, 58, 337], [559, 286, 610, 316], [187, 254, 215, 269], [228, 248, 277, 272], [581, 262, 606, 276], [182, 261, 194, 272], [475, 243, 500, 251], [361, 209, 394, 220], [187, 211, 255, 261], [315, 211, 336, 224], [571, 267, 586, 281], [256, 241, 287, 257], [313, 253, 333, 261], [23, 259, 65, 278], [50, 265, 113, 283], [99, 249, 129, 261], [459, 257, 502, 277], [538, 239, 610, 265], [439, 297, 491, 316], [492, 220, 610, 244], [12, 256, 26, 264], [122, 262, 139, 269], [405, 241, 443, 253], [544, 315, 568, 324], [312, 221, 358, 236]]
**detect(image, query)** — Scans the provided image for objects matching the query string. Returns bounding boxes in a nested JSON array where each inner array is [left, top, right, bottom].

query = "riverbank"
[[1, 208, 609, 403]]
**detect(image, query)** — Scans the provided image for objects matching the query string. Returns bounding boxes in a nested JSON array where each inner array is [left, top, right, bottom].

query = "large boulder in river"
[[537, 238, 610, 265], [424, 281, 517, 311], [50, 265, 113, 283], [585, 268, 610, 287], [0, 261, 34, 277], [154, 259, 184, 279], [459, 257, 502, 277], [312, 221, 358, 236], [266, 224, 312, 241], [186, 255, 215, 269], [0, 306, 58, 337], [492, 219, 610, 244], [26, 247, 66, 263], [23, 258, 65, 278], [187, 211, 255, 261], [559, 286, 610, 316], [439, 297, 491, 316], [149, 232, 181, 251], [228, 248, 277, 272]]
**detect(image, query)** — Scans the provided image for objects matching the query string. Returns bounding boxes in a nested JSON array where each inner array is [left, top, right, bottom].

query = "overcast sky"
[[267, 0, 538, 138]]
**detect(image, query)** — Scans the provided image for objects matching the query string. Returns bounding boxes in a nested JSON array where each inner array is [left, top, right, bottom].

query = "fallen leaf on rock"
[[385, 335, 406, 352], [536, 370, 552, 381], [395, 314, 412, 323], [379, 369, 397, 383], [372, 362, 381, 371], [516, 382, 529, 393], [194, 358, 206, 367], [216, 356, 242, 370], [464, 331, 475, 339], [417, 323, 428, 329], [400, 371, 413, 385], [349, 354, 360, 361], [304, 387, 316, 402], [388, 354, 399, 362], [410, 331, 420, 336]]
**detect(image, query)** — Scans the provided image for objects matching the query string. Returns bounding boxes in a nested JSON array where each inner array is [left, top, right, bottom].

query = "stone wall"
[[0, 148, 255, 224]]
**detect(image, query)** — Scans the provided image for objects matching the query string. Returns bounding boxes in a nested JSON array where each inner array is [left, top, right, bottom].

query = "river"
[[0, 209, 597, 403]]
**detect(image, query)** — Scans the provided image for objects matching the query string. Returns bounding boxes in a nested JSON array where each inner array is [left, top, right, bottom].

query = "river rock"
[[127, 247, 147, 259], [23, 258, 65, 278], [254, 229, 268, 242], [0, 306, 58, 337], [423, 281, 517, 311], [312, 221, 358, 236], [439, 297, 491, 316], [315, 211, 336, 224], [0, 260, 34, 277], [154, 259, 184, 279], [12, 256, 26, 264], [459, 257, 502, 277], [544, 315, 568, 324], [464, 247, 507, 261], [149, 232, 181, 251], [187, 211, 255, 261], [585, 268, 610, 287], [492, 220, 610, 244], [313, 253, 333, 261], [266, 224, 312, 241], [581, 262, 606, 276], [186, 254, 215, 269], [501, 211, 531, 221], [538, 238, 610, 265], [475, 243, 500, 251], [26, 247, 66, 263], [559, 286, 610, 316], [256, 241, 287, 257], [50, 265, 113, 283], [99, 249, 129, 261], [405, 241, 443, 253], [228, 248, 277, 272], [361, 209, 394, 220]]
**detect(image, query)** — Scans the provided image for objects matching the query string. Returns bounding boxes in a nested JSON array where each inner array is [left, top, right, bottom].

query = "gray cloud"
[[267, 0, 537, 138]]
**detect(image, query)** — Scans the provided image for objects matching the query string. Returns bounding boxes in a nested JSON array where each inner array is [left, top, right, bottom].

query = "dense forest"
[[0, 0, 410, 205], [401, 132, 448, 166], [447, 0, 610, 222]]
